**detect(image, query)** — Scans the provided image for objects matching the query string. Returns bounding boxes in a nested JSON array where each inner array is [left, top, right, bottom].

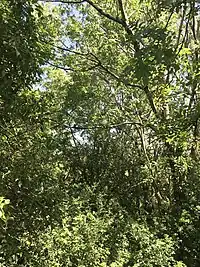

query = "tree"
[[43, 0, 200, 265], [0, 0, 58, 101], [0, 1, 63, 265], [1, 0, 200, 266]]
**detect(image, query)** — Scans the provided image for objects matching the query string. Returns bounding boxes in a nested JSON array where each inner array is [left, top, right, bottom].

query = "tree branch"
[[54, 121, 157, 132], [47, 61, 74, 72], [85, 0, 124, 25], [43, 0, 85, 3], [143, 86, 158, 115], [117, 0, 127, 24], [164, 7, 175, 30], [41, 40, 89, 57], [117, 0, 134, 36], [176, 3, 187, 51], [44, 41, 155, 115]]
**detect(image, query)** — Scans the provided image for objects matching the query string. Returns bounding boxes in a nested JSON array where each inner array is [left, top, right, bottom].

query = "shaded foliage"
[[1, 0, 200, 266]]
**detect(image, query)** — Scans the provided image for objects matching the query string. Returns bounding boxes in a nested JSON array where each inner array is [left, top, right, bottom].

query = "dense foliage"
[[0, 0, 200, 266]]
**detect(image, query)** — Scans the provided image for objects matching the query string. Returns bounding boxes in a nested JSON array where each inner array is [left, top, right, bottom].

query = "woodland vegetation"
[[0, 0, 200, 266]]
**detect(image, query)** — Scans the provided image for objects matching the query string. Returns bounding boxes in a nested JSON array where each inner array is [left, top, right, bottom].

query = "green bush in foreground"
[[14, 191, 182, 267]]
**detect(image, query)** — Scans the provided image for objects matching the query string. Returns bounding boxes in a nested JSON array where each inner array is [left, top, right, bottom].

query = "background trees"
[[0, 0, 200, 266]]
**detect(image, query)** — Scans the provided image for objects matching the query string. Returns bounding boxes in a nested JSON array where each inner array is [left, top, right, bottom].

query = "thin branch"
[[176, 3, 187, 51], [83, 63, 101, 71], [117, 0, 127, 23], [42, 40, 89, 57], [47, 61, 74, 72], [188, 83, 197, 112], [51, 120, 157, 132], [43, 0, 85, 3], [89, 52, 142, 89], [90, 52, 121, 80], [176, 13, 191, 56], [117, 0, 134, 36], [190, 118, 199, 158], [86, 0, 124, 25], [45, 0, 133, 36], [164, 7, 175, 30], [176, 3, 192, 56], [143, 86, 158, 115], [191, 13, 196, 41], [49, 47, 157, 115], [191, 0, 196, 39], [45, 42, 143, 89], [44, 40, 155, 114]]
